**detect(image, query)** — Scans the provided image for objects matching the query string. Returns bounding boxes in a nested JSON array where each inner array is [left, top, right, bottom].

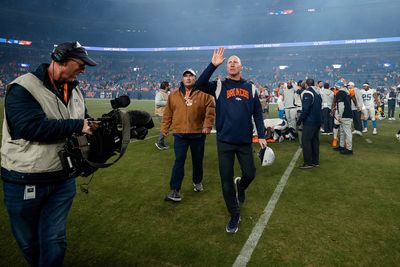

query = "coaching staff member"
[[1, 41, 97, 267], [196, 48, 267, 234], [296, 79, 322, 169]]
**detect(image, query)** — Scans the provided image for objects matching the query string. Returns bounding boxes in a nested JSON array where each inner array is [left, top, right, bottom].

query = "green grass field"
[[1, 99, 400, 266]]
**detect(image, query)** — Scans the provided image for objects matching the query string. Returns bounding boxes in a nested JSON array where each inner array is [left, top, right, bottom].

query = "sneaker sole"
[[164, 197, 182, 202], [155, 143, 163, 150], [226, 227, 239, 233]]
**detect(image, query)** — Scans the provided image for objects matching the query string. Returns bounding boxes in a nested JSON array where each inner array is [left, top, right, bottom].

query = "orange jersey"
[[348, 88, 355, 97]]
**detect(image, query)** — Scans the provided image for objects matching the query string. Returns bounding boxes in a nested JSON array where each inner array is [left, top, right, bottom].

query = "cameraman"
[[1, 41, 97, 267]]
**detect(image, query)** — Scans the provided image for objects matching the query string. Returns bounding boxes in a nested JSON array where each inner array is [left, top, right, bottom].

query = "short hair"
[[160, 81, 169, 89], [324, 83, 330, 89], [306, 79, 315, 87], [227, 55, 242, 65]]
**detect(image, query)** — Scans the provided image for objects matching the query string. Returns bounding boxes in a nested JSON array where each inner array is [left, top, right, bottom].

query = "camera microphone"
[[111, 95, 131, 109], [127, 110, 155, 129]]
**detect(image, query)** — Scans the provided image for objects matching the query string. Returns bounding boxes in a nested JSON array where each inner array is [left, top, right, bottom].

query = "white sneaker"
[[362, 128, 368, 133], [372, 128, 377, 135], [352, 130, 357, 134]]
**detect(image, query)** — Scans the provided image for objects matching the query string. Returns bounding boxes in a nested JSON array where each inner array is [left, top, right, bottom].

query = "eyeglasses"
[[69, 58, 85, 69]]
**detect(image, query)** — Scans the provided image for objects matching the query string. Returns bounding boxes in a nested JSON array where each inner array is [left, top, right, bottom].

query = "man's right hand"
[[162, 131, 169, 137], [211, 47, 226, 67], [82, 119, 99, 135]]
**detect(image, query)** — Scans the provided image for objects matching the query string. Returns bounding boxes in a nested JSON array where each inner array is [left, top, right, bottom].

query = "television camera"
[[59, 95, 154, 177]]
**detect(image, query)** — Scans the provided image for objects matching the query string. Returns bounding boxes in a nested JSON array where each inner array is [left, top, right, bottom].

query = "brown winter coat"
[[161, 87, 215, 134]]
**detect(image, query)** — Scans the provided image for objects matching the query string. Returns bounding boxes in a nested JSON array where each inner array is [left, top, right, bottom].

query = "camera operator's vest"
[[1, 73, 85, 173]]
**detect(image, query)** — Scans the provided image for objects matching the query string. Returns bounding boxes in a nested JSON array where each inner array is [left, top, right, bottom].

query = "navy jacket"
[[335, 90, 353, 119], [196, 63, 265, 145], [298, 86, 322, 127]]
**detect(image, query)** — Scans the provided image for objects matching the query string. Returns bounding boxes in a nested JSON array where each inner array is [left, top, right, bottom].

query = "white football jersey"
[[360, 88, 376, 107]]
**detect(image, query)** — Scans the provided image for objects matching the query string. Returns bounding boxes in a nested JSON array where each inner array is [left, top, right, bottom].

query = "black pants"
[[352, 110, 362, 131], [217, 141, 256, 216], [301, 125, 320, 165], [322, 108, 332, 133], [388, 102, 395, 118]]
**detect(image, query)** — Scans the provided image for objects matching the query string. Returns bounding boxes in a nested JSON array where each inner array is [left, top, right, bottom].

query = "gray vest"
[[1, 73, 85, 173]]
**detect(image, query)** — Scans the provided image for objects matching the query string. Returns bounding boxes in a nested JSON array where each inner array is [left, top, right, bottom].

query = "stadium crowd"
[[1, 46, 400, 100]]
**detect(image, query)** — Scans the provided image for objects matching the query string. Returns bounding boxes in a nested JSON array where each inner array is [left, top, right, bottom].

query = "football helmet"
[[258, 147, 275, 166]]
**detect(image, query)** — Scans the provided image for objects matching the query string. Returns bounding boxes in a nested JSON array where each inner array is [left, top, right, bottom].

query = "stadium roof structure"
[[1, 0, 400, 48]]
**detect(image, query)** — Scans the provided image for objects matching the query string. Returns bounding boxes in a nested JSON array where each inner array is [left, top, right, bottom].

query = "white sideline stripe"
[[232, 147, 302, 267], [365, 138, 373, 144], [130, 134, 159, 143]]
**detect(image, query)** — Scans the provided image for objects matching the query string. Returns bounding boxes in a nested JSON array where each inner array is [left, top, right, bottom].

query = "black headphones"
[[51, 42, 78, 63]]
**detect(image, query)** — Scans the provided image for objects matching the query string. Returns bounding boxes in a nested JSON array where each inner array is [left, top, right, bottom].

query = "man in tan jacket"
[[161, 69, 215, 202]]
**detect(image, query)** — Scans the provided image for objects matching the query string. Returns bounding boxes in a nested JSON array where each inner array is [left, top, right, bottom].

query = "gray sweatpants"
[[339, 118, 353, 150]]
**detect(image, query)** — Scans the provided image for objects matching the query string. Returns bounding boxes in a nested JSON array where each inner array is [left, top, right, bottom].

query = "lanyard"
[[48, 72, 68, 104]]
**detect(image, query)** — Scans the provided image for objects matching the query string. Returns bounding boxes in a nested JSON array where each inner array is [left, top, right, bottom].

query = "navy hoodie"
[[195, 63, 265, 145]]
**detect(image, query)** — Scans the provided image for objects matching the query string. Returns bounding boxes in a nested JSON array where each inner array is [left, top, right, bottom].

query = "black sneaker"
[[299, 164, 314, 169], [333, 146, 344, 152], [340, 149, 353, 155], [234, 177, 245, 205], [164, 190, 182, 202], [226, 214, 241, 233]]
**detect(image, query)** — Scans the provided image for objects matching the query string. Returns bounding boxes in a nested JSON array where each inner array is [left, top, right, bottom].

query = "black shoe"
[[313, 163, 320, 167], [226, 214, 241, 233], [299, 164, 314, 169], [340, 149, 353, 155], [333, 146, 344, 152]]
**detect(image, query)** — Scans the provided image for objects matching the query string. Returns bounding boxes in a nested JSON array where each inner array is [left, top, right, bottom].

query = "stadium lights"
[[383, 63, 391, 67], [332, 64, 342, 69], [279, 65, 289, 70]]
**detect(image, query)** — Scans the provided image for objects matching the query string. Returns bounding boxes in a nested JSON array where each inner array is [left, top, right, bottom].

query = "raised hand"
[[211, 47, 226, 67]]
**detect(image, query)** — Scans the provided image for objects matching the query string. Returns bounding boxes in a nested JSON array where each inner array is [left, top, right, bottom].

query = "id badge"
[[23, 185, 36, 200]]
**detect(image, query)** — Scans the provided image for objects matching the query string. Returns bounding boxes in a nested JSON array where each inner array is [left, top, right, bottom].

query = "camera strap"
[[77, 110, 131, 168]]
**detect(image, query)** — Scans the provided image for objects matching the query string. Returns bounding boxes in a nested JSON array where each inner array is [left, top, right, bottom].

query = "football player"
[[360, 83, 378, 134]]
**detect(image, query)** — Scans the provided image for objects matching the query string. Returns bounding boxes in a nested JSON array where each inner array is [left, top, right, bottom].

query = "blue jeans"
[[170, 134, 206, 190], [3, 178, 76, 267]]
